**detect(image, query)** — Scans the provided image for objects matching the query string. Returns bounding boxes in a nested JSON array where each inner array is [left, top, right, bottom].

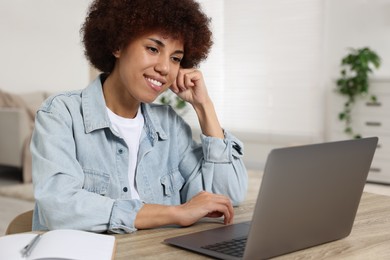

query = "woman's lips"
[[145, 76, 163, 92]]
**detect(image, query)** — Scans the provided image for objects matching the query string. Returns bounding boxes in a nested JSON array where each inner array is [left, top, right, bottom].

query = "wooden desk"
[[114, 192, 390, 259]]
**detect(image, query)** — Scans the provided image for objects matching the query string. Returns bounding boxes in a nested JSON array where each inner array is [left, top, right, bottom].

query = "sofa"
[[0, 90, 49, 183]]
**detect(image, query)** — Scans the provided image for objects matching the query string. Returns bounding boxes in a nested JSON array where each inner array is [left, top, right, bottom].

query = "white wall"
[[324, 0, 390, 81], [0, 0, 92, 94], [222, 0, 325, 138], [1, 0, 388, 96]]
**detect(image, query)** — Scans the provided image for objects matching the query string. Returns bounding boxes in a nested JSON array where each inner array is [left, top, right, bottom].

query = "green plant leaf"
[[160, 96, 170, 105], [345, 127, 352, 134], [159, 90, 187, 113], [175, 98, 186, 110], [339, 112, 345, 120], [336, 47, 381, 138]]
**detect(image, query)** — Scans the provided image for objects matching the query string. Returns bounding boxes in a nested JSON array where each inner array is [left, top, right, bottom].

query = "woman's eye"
[[147, 46, 159, 53], [171, 57, 182, 63]]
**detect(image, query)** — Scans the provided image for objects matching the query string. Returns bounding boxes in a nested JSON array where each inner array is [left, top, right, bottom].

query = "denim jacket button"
[[123, 187, 128, 192], [118, 149, 123, 154]]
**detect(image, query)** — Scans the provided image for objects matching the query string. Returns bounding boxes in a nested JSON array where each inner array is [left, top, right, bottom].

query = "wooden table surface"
[[113, 172, 390, 259]]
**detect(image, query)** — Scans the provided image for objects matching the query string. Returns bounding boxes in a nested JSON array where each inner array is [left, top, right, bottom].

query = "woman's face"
[[111, 32, 184, 104]]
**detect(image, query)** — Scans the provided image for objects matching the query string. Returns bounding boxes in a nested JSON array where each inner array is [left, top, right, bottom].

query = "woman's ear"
[[113, 49, 121, 58]]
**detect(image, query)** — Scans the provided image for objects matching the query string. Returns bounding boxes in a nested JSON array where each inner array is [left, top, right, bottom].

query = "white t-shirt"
[[106, 107, 144, 200]]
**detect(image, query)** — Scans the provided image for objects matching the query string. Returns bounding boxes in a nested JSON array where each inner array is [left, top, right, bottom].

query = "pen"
[[20, 234, 42, 257]]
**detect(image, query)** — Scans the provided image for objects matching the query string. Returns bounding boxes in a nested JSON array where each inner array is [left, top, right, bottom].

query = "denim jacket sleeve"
[[175, 115, 248, 206], [31, 94, 142, 234]]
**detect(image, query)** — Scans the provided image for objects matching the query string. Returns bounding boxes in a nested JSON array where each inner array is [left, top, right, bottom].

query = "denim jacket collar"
[[141, 103, 168, 143], [81, 75, 168, 144]]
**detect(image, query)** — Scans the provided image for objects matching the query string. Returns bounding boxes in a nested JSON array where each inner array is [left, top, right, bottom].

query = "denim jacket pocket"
[[160, 169, 185, 197], [82, 169, 110, 195]]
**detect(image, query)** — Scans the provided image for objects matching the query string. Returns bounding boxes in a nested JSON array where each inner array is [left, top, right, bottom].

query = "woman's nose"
[[155, 57, 169, 76]]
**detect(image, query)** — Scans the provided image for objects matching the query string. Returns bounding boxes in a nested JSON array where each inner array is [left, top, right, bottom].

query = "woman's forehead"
[[138, 31, 184, 47]]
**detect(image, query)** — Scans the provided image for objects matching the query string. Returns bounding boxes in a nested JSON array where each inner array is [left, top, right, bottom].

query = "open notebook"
[[0, 229, 116, 260], [165, 137, 378, 260]]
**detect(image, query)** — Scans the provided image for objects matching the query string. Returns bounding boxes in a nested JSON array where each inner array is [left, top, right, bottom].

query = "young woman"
[[31, 0, 247, 233]]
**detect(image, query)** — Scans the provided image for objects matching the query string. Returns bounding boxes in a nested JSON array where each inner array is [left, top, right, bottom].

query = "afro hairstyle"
[[81, 0, 213, 73]]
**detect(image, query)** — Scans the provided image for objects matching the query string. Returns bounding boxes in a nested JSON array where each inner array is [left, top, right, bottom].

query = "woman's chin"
[[140, 95, 159, 104]]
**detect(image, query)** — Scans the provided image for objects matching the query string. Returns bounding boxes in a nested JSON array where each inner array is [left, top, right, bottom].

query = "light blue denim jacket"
[[31, 76, 248, 234]]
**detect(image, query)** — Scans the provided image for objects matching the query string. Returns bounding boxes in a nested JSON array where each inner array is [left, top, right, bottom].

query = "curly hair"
[[81, 0, 213, 73]]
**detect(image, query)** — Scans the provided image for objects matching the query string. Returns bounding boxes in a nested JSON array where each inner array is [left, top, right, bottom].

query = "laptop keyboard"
[[201, 236, 247, 257]]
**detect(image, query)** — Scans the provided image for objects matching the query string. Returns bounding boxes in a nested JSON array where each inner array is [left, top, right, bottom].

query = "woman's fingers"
[[169, 68, 209, 106], [206, 205, 233, 225], [175, 69, 186, 91], [205, 193, 234, 224], [175, 69, 199, 91], [178, 191, 234, 226]]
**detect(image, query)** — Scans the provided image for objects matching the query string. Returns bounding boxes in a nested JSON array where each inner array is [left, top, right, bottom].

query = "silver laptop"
[[165, 137, 378, 259]]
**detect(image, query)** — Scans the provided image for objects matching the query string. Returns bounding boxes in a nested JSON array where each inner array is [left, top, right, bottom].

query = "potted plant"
[[336, 47, 381, 139]]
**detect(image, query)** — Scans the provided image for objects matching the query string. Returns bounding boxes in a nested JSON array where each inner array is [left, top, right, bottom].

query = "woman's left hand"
[[170, 68, 224, 139], [170, 68, 210, 107]]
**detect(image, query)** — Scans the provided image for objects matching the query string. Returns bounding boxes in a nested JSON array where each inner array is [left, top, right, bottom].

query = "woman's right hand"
[[175, 191, 234, 226], [134, 191, 234, 229]]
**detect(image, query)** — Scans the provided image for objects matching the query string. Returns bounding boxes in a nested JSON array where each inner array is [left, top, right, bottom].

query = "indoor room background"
[[1, 0, 389, 170]]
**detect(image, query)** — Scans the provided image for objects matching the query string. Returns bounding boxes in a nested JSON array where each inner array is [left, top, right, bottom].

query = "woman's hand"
[[170, 68, 210, 107], [134, 191, 234, 229], [175, 191, 234, 226], [170, 68, 224, 139]]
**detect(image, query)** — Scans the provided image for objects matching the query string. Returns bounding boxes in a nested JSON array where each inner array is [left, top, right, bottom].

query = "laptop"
[[164, 137, 378, 260]]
